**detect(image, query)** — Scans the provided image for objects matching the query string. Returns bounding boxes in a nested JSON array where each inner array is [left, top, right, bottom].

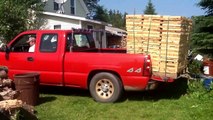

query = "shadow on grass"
[[38, 96, 57, 105], [39, 86, 90, 97], [122, 77, 188, 102], [38, 86, 91, 104], [38, 78, 188, 103]]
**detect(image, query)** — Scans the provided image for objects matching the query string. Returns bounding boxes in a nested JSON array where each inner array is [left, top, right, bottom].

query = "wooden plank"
[[126, 15, 186, 20]]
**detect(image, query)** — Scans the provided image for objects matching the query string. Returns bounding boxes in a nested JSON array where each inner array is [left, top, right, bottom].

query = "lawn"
[[35, 79, 213, 120]]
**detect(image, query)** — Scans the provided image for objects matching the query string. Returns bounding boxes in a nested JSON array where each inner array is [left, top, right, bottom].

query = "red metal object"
[[0, 30, 154, 91], [203, 58, 213, 76], [151, 75, 174, 82]]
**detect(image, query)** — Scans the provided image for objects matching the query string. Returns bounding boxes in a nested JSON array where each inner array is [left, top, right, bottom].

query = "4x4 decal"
[[127, 68, 142, 73]]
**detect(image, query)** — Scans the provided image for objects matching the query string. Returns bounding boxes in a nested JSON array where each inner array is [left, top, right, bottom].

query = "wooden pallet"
[[126, 14, 192, 78]]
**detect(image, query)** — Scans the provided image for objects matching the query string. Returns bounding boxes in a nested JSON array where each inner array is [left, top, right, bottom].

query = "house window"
[[70, 0, 75, 15], [87, 25, 93, 30], [54, 2, 59, 10], [54, 25, 61, 29]]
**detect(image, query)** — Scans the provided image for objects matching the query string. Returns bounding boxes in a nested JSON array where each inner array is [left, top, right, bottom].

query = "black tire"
[[89, 72, 123, 103]]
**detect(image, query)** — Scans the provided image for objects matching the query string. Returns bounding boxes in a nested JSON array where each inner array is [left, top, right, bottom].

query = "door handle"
[[27, 57, 34, 61]]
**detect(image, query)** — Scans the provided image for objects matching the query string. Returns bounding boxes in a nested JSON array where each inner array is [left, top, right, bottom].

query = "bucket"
[[203, 78, 212, 90], [14, 73, 40, 106], [203, 59, 213, 76]]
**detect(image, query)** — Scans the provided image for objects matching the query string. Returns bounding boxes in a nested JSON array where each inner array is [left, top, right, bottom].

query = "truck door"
[[63, 32, 94, 88], [1, 33, 37, 78], [33, 33, 63, 85]]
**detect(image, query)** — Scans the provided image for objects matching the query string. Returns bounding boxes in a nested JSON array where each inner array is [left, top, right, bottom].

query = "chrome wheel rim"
[[95, 79, 114, 99]]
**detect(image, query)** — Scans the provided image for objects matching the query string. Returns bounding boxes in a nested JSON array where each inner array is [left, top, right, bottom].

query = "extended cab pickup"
[[0, 29, 153, 102]]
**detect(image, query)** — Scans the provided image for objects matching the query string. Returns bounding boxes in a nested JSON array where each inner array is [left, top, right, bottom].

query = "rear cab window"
[[66, 32, 95, 52]]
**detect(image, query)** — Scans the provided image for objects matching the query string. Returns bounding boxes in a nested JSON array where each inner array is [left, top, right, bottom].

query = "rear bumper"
[[151, 75, 174, 82], [122, 76, 150, 91]]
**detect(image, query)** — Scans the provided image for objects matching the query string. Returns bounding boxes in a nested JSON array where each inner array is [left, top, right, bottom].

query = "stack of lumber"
[[126, 15, 192, 78]]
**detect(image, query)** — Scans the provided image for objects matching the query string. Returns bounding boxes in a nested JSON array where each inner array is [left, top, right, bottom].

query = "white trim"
[[105, 26, 127, 36], [74, 0, 76, 15], [79, 21, 82, 26], [42, 12, 111, 26]]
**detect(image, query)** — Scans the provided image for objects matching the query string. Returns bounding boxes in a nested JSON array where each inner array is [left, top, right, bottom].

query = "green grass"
[[35, 79, 213, 120]]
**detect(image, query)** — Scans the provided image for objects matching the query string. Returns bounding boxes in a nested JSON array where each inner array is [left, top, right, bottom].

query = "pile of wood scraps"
[[0, 67, 19, 101], [0, 66, 37, 120]]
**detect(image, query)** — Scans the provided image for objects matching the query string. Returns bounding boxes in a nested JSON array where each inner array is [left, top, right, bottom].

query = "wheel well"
[[87, 70, 123, 89]]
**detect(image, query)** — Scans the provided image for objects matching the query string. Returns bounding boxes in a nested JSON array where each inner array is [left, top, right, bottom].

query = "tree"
[[190, 0, 213, 57], [83, 0, 100, 19], [93, 5, 109, 22], [108, 10, 126, 29], [191, 16, 213, 56], [0, 0, 44, 42], [197, 0, 213, 16], [84, 0, 126, 29], [144, 0, 157, 15]]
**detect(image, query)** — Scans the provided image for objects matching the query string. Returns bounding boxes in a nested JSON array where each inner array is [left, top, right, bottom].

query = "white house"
[[42, 0, 88, 17], [41, 0, 110, 30], [40, 0, 126, 48]]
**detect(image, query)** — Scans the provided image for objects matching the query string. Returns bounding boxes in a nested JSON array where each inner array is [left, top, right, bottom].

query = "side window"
[[10, 34, 36, 52], [74, 34, 90, 48], [40, 34, 58, 52]]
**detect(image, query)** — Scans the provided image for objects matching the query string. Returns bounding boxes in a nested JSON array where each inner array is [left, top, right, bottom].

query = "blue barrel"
[[203, 78, 212, 90]]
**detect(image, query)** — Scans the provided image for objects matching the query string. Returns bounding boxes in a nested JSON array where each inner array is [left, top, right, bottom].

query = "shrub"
[[187, 78, 213, 100], [188, 60, 203, 78]]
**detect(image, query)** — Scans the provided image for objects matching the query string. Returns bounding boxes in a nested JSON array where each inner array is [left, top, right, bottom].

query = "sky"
[[99, 0, 205, 17]]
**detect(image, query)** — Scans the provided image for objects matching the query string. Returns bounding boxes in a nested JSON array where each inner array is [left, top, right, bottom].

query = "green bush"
[[187, 59, 213, 100], [188, 60, 203, 77], [187, 79, 213, 100]]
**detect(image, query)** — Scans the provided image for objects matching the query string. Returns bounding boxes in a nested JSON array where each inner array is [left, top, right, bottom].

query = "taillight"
[[143, 55, 152, 76]]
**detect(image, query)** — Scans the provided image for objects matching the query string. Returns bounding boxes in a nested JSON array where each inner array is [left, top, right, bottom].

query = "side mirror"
[[5, 45, 10, 54], [4, 46, 10, 60]]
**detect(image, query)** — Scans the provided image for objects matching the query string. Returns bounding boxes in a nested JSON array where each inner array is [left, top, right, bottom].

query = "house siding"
[[75, 0, 87, 17], [40, 14, 81, 30], [43, 0, 87, 17]]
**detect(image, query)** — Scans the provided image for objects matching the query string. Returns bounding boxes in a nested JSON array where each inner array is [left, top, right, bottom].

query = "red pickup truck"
[[0, 29, 156, 102]]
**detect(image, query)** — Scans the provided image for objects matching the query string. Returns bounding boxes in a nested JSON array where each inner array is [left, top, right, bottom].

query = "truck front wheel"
[[89, 72, 123, 103]]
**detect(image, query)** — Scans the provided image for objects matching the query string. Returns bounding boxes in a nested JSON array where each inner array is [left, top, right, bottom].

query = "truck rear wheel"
[[89, 72, 123, 103]]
